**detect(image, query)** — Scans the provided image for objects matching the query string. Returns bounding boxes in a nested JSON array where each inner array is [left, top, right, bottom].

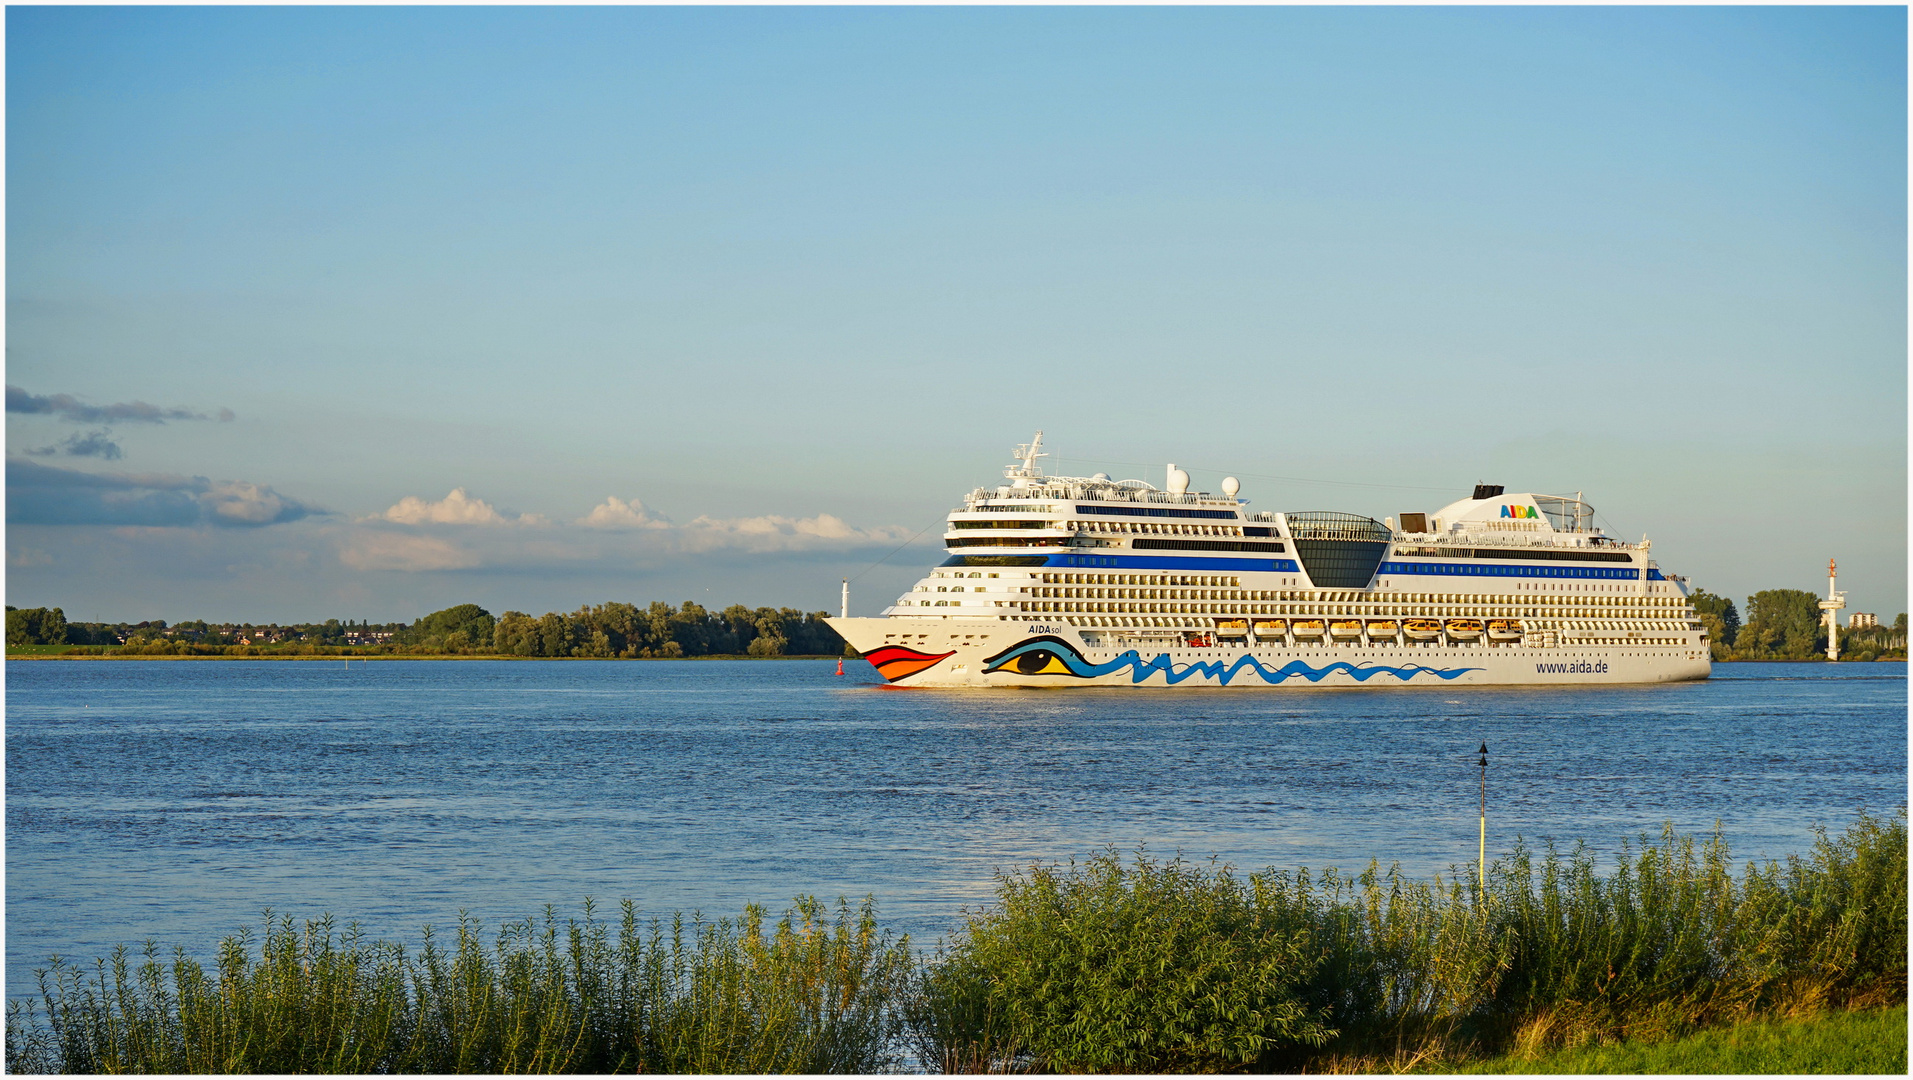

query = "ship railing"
[[989, 485, 1216, 506], [1392, 535, 1639, 552]]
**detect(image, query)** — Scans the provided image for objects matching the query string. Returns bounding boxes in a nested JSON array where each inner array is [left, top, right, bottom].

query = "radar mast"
[[1007, 431, 1048, 485]]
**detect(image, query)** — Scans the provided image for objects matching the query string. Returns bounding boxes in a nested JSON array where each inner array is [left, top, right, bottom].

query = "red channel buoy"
[[835, 659, 845, 676]]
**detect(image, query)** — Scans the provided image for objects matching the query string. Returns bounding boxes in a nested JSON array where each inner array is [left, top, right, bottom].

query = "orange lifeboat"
[[1329, 619, 1364, 641], [1291, 619, 1326, 641], [1487, 619, 1524, 642], [1445, 619, 1484, 641], [1215, 619, 1249, 639], [1403, 618, 1441, 642], [1366, 619, 1399, 640], [1251, 619, 1287, 641]]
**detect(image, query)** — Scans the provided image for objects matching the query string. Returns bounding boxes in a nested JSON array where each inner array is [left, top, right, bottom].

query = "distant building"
[[1849, 612, 1879, 629]]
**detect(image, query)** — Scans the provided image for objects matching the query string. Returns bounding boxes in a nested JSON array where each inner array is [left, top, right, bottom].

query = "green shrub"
[[909, 850, 1335, 1073]]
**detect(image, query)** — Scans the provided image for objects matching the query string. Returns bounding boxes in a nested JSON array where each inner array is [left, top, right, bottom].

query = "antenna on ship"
[[1007, 431, 1048, 484]]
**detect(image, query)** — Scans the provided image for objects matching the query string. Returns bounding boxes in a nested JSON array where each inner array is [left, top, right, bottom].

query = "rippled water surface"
[[7, 658, 1905, 998]]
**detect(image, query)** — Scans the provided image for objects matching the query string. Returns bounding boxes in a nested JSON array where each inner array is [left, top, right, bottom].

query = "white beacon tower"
[[1820, 559, 1847, 661]]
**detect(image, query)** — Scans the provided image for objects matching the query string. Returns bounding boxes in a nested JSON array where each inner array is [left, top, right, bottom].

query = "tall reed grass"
[[7, 813, 1902, 1073], [6, 897, 911, 1074]]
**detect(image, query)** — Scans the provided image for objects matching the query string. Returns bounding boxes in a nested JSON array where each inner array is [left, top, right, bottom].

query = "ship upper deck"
[[955, 437, 1647, 558]]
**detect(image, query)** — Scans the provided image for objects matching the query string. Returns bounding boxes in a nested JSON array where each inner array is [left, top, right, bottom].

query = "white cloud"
[[576, 496, 672, 530], [201, 481, 298, 525], [377, 488, 522, 526], [354, 487, 912, 569], [338, 532, 480, 572], [678, 512, 910, 552]]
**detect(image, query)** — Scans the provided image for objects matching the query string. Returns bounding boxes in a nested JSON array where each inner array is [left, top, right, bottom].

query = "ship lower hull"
[[829, 617, 1711, 688]]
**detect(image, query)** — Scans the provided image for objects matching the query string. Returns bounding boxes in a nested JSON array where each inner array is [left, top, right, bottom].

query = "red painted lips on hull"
[[862, 645, 956, 682]]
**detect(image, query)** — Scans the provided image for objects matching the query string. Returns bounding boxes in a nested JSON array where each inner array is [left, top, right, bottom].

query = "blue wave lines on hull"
[[1091, 651, 1478, 685]]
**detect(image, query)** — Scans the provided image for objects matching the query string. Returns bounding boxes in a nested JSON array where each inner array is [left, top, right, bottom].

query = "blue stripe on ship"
[[1050, 554, 1301, 572], [1381, 561, 1663, 581], [1074, 504, 1240, 520]]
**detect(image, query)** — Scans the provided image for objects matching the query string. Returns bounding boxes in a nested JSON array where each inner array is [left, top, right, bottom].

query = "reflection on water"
[[6, 658, 1904, 998]]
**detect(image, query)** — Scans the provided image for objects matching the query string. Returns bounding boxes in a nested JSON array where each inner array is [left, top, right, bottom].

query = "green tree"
[[719, 604, 758, 653], [577, 628, 613, 657], [493, 611, 541, 656], [410, 604, 495, 653], [535, 612, 573, 657], [64, 621, 117, 647], [1689, 590, 1739, 660], [666, 602, 712, 656], [571, 602, 646, 656], [1689, 590, 1739, 646], [1739, 590, 1823, 659], [6, 607, 68, 647], [785, 610, 845, 655]]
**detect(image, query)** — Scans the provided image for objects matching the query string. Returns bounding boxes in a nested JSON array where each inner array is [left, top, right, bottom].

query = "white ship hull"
[[830, 616, 1710, 688], [837, 434, 1713, 689]]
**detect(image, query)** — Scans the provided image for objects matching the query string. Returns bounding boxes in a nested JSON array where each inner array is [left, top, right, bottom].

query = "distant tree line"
[[13, 592, 1904, 662], [1690, 590, 1906, 662], [7, 609, 410, 651], [403, 601, 846, 657], [5, 602, 847, 658]]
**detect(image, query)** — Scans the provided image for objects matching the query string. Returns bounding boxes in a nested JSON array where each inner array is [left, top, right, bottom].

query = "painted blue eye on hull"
[[981, 636, 1102, 677], [982, 637, 1481, 685]]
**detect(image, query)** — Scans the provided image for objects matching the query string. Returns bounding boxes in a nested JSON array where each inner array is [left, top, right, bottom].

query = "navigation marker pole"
[[1820, 559, 1846, 662], [1477, 742, 1489, 896], [837, 579, 850, 675]]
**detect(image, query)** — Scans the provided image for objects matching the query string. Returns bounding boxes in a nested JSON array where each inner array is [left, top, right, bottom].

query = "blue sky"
[[6, 6, 1905, 624]]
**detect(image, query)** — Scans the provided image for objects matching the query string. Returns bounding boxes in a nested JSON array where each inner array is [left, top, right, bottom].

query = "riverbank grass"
[[8, 814, 1903, 1073], [6, 898, 911, 1074], [914, 811, 1905, 1072], [1452, 1003, 1907, 1074]]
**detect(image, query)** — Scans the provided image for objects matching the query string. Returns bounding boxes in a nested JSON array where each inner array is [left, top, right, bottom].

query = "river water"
[[6, 658, 1905, 1000]]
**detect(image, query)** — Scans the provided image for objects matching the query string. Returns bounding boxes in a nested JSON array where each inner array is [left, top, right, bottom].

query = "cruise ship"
[[828, 434, 1711, 687]]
